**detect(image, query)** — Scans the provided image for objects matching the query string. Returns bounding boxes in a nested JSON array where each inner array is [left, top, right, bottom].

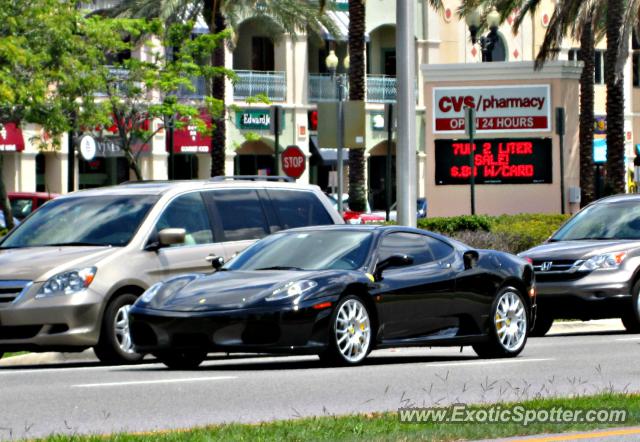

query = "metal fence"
[[308, 73, 348, 102], [366, 74, 398, 103], [178, 76, 209, 99], [233, 70, 286, 102]]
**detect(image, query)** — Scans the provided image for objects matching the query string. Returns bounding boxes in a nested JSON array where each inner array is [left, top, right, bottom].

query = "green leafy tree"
[[0, 0, 94, 229], [78, 17, 231, 180], [106, 0, 336, 178]]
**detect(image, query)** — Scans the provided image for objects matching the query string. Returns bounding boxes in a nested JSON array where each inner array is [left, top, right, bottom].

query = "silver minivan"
[[0, 178, 343, 363]]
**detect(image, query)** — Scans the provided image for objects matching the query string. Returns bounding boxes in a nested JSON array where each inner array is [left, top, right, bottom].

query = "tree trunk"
[[578, 19, 596, 206], [210, 10, 227, 178], [347, 0, 367, 212], [605, 0, 626, 195], [0, 155, 14, 231]]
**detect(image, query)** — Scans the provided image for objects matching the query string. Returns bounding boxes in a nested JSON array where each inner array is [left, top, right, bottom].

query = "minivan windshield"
[[552, 201, 640, 241], [0, 194, 159, 248], [225, 230, 374, 271]]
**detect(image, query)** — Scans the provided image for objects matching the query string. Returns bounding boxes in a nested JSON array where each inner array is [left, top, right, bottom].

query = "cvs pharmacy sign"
[[433, 85, 551, 134]]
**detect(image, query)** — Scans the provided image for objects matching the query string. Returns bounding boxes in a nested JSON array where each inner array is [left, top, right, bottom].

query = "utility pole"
[[396, 0, 417, 227], [466, 107, 476, 215]]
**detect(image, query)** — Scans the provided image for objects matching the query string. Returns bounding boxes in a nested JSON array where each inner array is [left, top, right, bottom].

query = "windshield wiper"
[[255, 266, 305, 271]]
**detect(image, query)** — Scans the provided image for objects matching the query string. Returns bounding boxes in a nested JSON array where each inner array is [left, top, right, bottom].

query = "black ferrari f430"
[[129, 225, 536, 368]]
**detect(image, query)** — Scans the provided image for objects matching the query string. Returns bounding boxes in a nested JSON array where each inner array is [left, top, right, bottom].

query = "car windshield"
[[225, 230, 374, 271], [552, 201, 640, 241], [10, 198, 33, 220], [0, 194, 159, 248]]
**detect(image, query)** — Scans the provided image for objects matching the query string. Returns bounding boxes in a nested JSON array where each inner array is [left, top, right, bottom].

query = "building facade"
[[3, 0, 639, 214]]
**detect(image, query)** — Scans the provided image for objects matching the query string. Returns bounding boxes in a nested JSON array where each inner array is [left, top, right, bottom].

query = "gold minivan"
[[0, 178, 342, 364]]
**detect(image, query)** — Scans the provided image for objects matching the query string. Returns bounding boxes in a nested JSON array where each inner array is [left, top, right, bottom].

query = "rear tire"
[[94, 294, 143, 365], [530, 314, 554, 337], [318, 295, 373, 366], [155, 350, 207, 370], [622, 281, 640, 333], [473, 287, 529, 359]]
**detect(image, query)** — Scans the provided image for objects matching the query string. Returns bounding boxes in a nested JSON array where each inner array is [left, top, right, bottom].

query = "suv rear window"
[[266, 189, 334, 229], [207, 189, 270, 241]]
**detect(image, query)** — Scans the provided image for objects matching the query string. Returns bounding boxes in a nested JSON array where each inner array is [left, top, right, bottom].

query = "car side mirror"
[[158, 228, 186, 247], [375, 253, 414, 280], [463, 250, 479, 270], [206, 254, 225, 270]]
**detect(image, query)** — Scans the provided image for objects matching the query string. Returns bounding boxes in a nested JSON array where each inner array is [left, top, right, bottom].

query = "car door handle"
[[439, 261, 452, 269]]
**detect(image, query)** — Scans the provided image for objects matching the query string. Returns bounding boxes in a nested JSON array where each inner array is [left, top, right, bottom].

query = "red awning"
[[0, 123, 25, 152], [171, 112, 212, 154]]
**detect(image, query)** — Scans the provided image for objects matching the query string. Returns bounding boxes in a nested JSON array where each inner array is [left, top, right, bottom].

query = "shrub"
[[417, 215, 492, 235]]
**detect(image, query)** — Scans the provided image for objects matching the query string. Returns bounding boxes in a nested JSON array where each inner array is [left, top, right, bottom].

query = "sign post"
[[465, 106, 476, 215], [281, 145, 306, 180], [385, 103, 394, 221], [556, 107, 566, 214], [271, 105, 283, 175]]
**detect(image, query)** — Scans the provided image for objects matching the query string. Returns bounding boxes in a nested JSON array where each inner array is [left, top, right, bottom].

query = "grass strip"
[[39, 392, 640, 442]]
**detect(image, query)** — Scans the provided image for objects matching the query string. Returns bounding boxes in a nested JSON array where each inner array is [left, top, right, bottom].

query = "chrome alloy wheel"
[[494, 291, 527, 352], [335, 298, 371, 363], [114, 304, 134, 354]]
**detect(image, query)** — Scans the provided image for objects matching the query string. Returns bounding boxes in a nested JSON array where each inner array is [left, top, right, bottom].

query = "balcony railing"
[[308, 74, 398, 103], [366, 74, 397, 103], [233, 70, 286, 102], [308, 73, 348, 102]]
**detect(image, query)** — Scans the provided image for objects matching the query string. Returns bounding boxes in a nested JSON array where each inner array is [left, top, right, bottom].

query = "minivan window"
[[154, 192, 213, 246], [1, 195, 158, 248], [267, 189, 333, 229], [208, 189, 269, 241]]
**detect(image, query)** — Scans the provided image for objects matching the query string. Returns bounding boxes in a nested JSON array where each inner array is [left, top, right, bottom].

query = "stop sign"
[[281, 145, 306, 179]]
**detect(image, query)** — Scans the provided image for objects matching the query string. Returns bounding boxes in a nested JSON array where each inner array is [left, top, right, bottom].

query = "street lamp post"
[[166, 115, 175, 179], [465, 7, 501, 62], [325, 49, 348, 214]]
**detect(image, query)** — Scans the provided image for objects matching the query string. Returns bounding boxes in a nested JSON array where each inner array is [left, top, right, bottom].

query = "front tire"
[[155, 350, 207, 370], [473, 287, 529, 358], [622, 280, 640, 333], [94, 294, 143, 365], [319, 295, 373, 366]]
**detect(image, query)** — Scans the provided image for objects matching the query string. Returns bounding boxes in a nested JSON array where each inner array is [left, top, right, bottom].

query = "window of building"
[[633, 31, 640, 88], [252, 36, 274, 71], [568, 48, 605, 85]]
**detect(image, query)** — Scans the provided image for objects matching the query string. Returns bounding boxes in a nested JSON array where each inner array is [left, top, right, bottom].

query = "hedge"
[[414, 213, 571, 254]]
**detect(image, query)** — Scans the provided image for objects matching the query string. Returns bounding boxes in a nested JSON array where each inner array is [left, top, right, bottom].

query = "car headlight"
[[36, 267, 97, 298], [577, 252, 627, 271], [139, 282, 163, 304], [266, 280, 318, 302]]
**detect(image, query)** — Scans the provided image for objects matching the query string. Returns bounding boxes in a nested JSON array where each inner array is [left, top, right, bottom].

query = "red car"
[[8, 192, 59, 220], [327, 193, 386, 224]]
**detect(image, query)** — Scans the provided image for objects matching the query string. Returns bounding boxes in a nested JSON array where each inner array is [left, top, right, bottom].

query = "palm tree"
[[347, 0, 367, 212], [604, 0, 625, 194], [107, 0, 336, 177]]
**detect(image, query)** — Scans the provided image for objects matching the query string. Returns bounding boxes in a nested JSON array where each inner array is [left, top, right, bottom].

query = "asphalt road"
[[1, 330, 639, 440]]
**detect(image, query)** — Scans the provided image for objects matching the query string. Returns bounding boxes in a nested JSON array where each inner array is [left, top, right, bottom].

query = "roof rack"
[[119, 180, 174, 185], [210, 175, 294, 183]]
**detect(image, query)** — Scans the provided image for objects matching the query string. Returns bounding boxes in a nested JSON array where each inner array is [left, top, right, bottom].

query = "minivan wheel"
[[94, 294, 144, 365], [622, 281, 640, 333], [473, 287, 528, 358]]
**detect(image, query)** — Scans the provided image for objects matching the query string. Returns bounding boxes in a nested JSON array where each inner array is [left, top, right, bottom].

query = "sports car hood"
[[159, 270, 328, 312], [0, 246, 115, 281], [521, 239, 640, 261]]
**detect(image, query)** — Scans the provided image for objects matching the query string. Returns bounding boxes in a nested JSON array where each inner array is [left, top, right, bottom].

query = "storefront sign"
[[435, 138, 553, 185], [433, 85, 551, 134], [372, 113, 385, 131], [593, 138, 607, 164], [594, 116, 607, 135], [79, 135, 97, 161], [78, 136, 150, 158], [237, 109, 282, 131], [172, 113, 212, 154], [0, 123, 25, 152]]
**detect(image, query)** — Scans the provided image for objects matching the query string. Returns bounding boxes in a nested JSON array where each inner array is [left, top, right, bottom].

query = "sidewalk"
[[0, 319, 626, 367]]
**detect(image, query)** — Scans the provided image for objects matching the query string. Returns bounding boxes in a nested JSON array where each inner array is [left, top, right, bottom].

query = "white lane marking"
[[418, 358, 553, 368], [616, 336, 640, 341], [73, 376, 237, 388]]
